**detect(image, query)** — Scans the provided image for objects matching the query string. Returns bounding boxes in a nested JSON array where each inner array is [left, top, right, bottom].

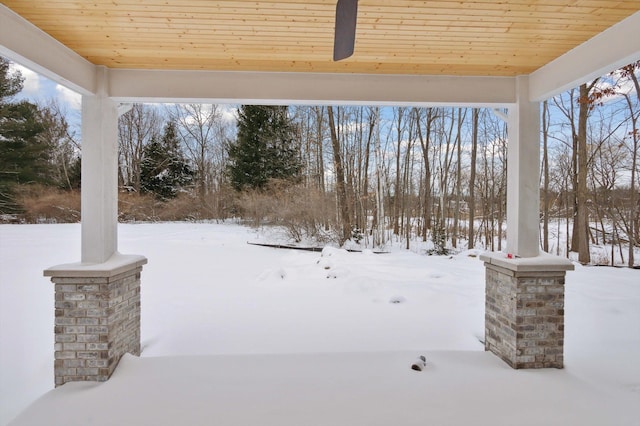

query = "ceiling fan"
[[333, 0, 358, 61]]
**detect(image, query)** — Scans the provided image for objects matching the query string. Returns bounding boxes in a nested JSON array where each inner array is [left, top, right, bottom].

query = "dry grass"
[[16, 184, 81, 223], [4, 184, 237, 224], [6, 183, 336, 245]]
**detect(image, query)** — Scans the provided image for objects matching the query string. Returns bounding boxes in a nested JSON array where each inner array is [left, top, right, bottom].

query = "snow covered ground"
[[1, 222, 639, 425]]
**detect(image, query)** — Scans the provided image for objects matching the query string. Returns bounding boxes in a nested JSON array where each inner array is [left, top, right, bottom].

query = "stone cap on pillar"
[[479, 251, 574, 273], [44, 253, 148, 278]]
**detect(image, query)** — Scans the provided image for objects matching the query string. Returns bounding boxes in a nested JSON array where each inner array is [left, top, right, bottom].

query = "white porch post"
[[81, 66, 118, 263], [506, 75, 540, 258], [44, 66, 147, 386], [480, 75, 574, 369]]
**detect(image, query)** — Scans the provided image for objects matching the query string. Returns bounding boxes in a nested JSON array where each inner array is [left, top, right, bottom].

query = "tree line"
[[1, 56, 638, 266]]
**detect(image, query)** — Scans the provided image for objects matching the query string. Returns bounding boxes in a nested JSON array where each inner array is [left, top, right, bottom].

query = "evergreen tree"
[[227, 105, 302, 191], [0, 58, 51, 213], [67, 156, 82, 189], [0, 100, 49, 183], [140, 121, 193, 199], [0, 58, 23, 100]]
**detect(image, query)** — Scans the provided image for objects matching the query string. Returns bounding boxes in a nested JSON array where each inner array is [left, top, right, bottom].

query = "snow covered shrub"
[[427, 225, 450, 255], [590, 246, 610, 266], [352, 227, 364, 244]]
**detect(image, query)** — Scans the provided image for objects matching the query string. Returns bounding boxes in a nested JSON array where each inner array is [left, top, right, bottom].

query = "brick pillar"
[[44, 255, 147, 386], [479, 252, 574, 369]]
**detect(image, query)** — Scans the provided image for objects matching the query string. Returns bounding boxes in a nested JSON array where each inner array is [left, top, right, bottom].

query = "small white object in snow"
[[389, 296, 406, 304], [411, 355, 427, 371]]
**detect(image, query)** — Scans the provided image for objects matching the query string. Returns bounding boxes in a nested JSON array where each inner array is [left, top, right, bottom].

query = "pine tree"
[[0, 58, 23, 100], [227, 105, 302, 191], [67, 156, 81, 189], [0, 58, 52, 213], [140, 121, 193, 199], [0, 101, 49, 183]]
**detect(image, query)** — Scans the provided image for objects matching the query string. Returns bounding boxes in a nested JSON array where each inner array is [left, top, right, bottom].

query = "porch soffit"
[[0, 1, 639, 103]]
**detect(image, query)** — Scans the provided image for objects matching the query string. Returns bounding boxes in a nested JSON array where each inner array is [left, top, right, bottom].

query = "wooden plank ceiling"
[[3, 0, 640, 76]]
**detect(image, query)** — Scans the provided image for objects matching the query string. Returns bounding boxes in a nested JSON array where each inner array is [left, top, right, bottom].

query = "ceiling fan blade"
[[333, 0, 358, 61]]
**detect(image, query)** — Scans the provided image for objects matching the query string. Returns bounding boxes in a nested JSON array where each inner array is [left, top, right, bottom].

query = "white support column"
[[81, 66, 119, 264], [483, 77, 575, 370], [506, 75, 540, 258], [45, 66, 147, 387]]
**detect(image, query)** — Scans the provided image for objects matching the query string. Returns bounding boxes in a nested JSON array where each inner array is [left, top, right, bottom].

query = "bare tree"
[[37, 99, 80, 189], [552, 84, 596, 263], [169, 104, 228, 199], [401, 111, 417, 248], [575, 83, 594, 263], [372, 107, 387, 246], [314, 106, 327, 193], [118, 104, 161, 192], [392, 107, 407, 235], [451, 108, 468, 248], [415, 108, 439, 241], [620, 63, 639, 267], [468, 108, 479, 249], [360, 107, 377, 242], [542, 100, 551, 252], [327, 106, 352, 244]]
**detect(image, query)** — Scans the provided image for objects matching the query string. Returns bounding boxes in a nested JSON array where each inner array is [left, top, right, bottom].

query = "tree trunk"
[[468, 109, 479, 249], [624, 65, 639, 267], [403, 115, 416, 248], [393, 107, 405, 235], [542, 101, 550, 252], [327, 106, 352, 245], [416, 108, 437, 241], [362, 108, 375, 240], [452, 108, 464, 248], [566, 89, 580, 252], [373, 108, 385, 247], [576, 83, 591, 264], [314, 106, 326, 193], [625, 92, 638, 268]]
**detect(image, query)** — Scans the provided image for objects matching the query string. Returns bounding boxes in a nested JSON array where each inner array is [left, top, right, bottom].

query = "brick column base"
[[44, 255, 147, 387], [479, 252, 574, 369]]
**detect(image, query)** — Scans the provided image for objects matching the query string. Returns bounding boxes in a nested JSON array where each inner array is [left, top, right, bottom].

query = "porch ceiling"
[[2, 0, 640, 77]]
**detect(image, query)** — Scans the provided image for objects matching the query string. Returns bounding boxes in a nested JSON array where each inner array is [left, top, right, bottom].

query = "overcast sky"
[[9, 62, 81, 111]]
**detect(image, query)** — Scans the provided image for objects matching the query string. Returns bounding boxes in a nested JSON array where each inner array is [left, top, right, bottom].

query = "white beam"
[[529, 11, 640, 102], [117, 103, 134, 116], [109, 69, 516, 107], [506, 76, 540, 258], [81, 67, 119, 263], [0, 5, 96, 95]]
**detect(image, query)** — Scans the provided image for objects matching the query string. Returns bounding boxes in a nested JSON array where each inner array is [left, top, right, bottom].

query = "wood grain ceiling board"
[[2, 0, 640, 76]]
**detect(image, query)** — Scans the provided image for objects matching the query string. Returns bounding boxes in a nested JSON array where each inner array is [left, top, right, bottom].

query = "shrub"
[[236, 179, 337, 244]]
